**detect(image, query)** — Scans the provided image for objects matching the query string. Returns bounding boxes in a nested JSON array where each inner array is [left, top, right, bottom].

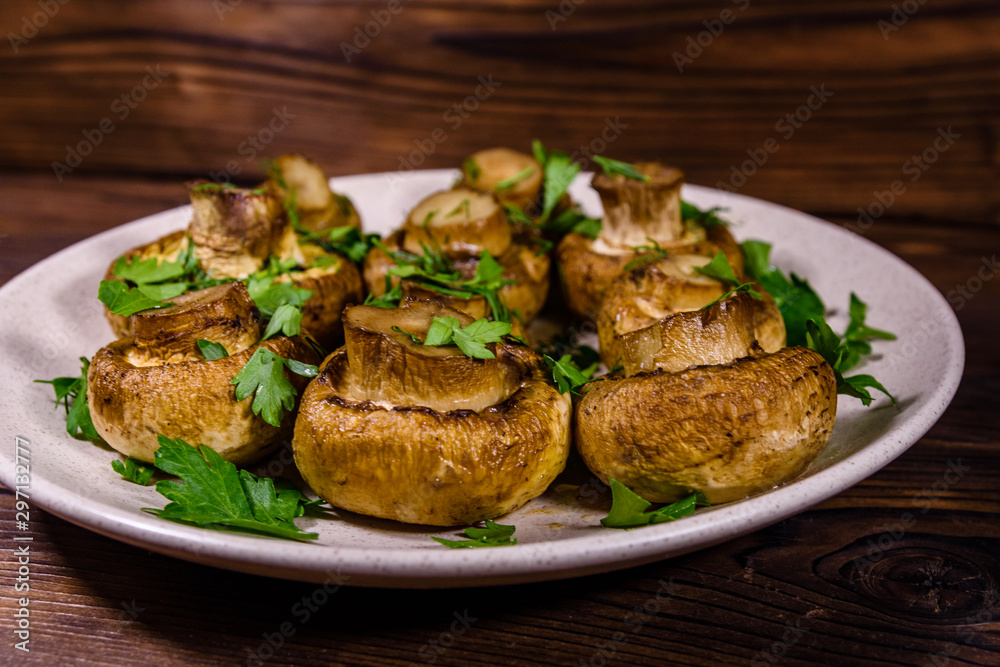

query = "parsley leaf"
[[144, 435, 319, 541], [841, 293, 896, 371], [543, 353, 598, 395], [805, 319, 896, 407], [98, 280, 174, 316], [35, 357, 101, 440], [538, 142, 580, 223], [302, 225, 380, 264], [197, 339, 229, 360], [463, 156, 482, 181], [365, 279, 403, 309], [432, 520, 517, 548], [113, 255, 187, 285], [623, 238, 670, 272], [593, 155, 650, 182], [741, 240, 825, 346], [231, 348, 318, 427], [112, 457, 155, 485], [422, 316, 511, 359], [495, 166, 536, 191], [681, 201, 729, 228], [742, 240, 896, 406], [693, 251, 742, 287], [601, 479, 709, 528], [262, 303, 304, 340]]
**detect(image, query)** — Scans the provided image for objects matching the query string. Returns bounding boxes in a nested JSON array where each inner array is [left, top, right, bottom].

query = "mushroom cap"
[[576, 345, 837, 504], [264, 154, 362, 233], [402, 188, 512, 258], [102, 231, 363, 347], [460, 147, 543, 211], [556, 224, 744, 321], [363, 224, 550, 323], [592, 162, 686, 248], [292, 344, 571, 526], [88, 282, 321, 466], [597, 254, 786, 367]]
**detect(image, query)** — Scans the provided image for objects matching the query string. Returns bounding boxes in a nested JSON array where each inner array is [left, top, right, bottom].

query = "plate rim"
[[0, 172, 965, 588]]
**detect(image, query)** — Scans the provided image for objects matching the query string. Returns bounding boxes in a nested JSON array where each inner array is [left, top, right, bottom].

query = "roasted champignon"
[[264, 154, 361, 233], [576, 292, 836, 504], [292, 301, 572, 526], [88, 282, 320, 466], [362, 188, 550, 323], [596, 254, 786, 367], [556, 162, 743, 320], [459, 147, 544, 211], [103, 182, 363, 347]]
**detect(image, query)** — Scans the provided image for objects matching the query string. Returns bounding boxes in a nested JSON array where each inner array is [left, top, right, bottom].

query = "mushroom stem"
[[187, 181, 301, 278], [461, 147, 543, 211], [402, 189, 511, 258], [618, 292, 758, 376], [130, 282, 261, 363], [593, 162, 685, 248], [343, 301, 523, 412]]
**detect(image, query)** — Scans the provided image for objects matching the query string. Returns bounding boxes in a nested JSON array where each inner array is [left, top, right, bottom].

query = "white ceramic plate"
[[0, 170, 964, 588]]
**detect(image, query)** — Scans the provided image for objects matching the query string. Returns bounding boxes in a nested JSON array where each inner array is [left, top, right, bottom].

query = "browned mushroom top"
[[401, 188, 512, 259], [341, 301, 526, 413], [460, 147, 543, 211]]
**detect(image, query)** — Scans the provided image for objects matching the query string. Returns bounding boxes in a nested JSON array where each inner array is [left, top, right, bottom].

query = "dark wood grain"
[[1, 0, 999, 222]]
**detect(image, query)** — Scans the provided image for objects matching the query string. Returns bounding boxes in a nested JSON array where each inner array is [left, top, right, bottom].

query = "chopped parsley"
[[231, 347, 318, 427], [432, 520, 517, 548], [35, 357, 100, 440], [144, 435, 322, 541], [601, 479, 709, 528]]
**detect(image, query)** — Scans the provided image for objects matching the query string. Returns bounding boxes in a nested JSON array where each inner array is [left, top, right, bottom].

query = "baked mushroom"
[[103, 182, 363, 348], [459, 147, 544, 211], [596, 254, 786, 367], [556, 162, 743, 320], [88, 282, 321, 466], [292, 301, 572, 526], [576, 292, 836, 504], [362, 188, 550, 323], [264, 154, 361, 233]]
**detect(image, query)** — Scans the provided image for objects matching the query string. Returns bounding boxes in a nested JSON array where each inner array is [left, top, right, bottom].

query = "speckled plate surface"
[[0, 170, 964, 588]]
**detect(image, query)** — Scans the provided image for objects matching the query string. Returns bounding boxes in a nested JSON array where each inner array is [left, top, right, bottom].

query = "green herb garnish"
[[98, 280, 174, 317], [623, 238, 670, 272], [681, 201, 728, 228], [495, 166, 535, 191], [543, 353, 598, 395], [432, 520, 517, 548], [144, 435, 321, 541], [601, 479, 709, 528], [231, 347, 318, 427], [463, 156, 482, 182], [423, 317, 511, 360], [593, 155, 650, 182], [741, 240, 896, 405], [112, 457, 155, 485], [196, 339, 229, 360], [35, 357, 100, 440]]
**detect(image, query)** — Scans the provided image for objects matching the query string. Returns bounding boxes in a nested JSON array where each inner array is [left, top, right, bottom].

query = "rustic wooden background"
[[1, 0, 999, 665]]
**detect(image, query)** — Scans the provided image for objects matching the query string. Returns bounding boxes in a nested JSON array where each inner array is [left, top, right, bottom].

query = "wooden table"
[[2, 0, 999, 664]]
